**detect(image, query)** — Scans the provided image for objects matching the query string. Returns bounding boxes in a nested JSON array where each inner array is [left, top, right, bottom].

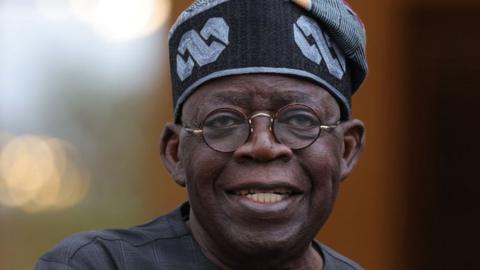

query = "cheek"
[[300, 142, 343, 201], [180, 138, 230, 196]]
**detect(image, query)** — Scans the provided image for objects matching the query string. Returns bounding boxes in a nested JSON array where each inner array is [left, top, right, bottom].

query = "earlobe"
[[339, 119, 365, 181], [160, 123, 186, 187]]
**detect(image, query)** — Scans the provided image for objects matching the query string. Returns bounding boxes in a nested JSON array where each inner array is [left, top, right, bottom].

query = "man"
[[36, 0, 367, 269]]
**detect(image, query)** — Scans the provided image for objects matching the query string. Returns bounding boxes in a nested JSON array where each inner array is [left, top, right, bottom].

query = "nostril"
[[280, 154, 291, 163]]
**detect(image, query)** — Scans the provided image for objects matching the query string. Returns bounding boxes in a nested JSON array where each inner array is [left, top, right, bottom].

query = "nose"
[[233, 116, 293, 162]]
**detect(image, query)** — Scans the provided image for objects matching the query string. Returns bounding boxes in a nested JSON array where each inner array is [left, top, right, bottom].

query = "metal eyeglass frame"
[[183, 103, 341, 152]]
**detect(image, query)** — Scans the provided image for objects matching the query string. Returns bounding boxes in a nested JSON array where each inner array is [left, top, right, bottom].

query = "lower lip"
[[224, 193, 303, 219]]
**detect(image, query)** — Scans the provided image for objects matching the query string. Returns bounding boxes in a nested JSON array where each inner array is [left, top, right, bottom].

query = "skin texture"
[[161, 74, 365, 270]]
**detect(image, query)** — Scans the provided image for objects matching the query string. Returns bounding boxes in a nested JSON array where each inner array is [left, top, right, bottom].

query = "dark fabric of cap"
[[168, 0, 367, 122]]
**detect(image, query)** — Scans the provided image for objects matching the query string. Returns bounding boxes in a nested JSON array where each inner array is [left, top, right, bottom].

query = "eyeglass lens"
[[202, 105, 322, 152]]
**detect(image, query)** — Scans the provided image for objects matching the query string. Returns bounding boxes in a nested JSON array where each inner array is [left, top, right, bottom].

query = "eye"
[[279, 109, 319, 129], [204, 111, 244, 129]]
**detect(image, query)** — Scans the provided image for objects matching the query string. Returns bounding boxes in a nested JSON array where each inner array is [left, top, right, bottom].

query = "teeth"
[[264, 193, 270, 203], [246, 193, 285, 204], [238, 190, 248, 196], [233, 188, 294, 203]]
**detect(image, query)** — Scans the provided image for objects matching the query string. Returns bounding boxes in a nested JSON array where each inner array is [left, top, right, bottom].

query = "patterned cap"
[[169, 0, 367, 121]]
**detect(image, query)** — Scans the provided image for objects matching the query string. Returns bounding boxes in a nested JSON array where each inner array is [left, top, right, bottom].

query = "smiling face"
[[161, 74, 365, 269]]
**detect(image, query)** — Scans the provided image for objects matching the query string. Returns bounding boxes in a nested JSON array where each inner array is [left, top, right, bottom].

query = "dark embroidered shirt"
[[36, 202, 362, 270]]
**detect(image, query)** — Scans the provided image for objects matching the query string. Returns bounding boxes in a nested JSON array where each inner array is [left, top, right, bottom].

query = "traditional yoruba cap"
[[169, 0, 367, 121]]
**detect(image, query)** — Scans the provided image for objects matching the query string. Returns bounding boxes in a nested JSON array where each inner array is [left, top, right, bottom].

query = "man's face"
[[163, 74, 364, 262]]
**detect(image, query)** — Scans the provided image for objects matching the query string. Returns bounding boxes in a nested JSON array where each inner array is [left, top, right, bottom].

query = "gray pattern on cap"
[[168, 0, 229, 41], [170, 0, 367, 90]]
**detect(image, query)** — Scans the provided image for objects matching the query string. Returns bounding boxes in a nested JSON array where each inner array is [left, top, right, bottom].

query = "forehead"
[[182, 74, 340, 120]]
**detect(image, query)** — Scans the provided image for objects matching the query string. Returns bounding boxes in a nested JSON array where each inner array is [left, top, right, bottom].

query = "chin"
[[217, 228, 313, 270], [221, 213, 319, 257]]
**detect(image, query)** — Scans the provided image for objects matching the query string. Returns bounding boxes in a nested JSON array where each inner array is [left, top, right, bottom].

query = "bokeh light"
[[34, 0, 171, 42], [69, 0, 171, 42], [0, 134, 90, 213], [35, 0, 72, 21]]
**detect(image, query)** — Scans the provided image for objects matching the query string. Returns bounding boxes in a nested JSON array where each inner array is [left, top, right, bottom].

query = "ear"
[[339, 119, 366, 181], [160, 122, 186, 187]]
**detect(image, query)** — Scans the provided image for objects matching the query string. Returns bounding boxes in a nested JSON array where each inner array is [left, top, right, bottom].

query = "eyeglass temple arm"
[[184, 127, 203, 134], [319, 121, 341, 131]]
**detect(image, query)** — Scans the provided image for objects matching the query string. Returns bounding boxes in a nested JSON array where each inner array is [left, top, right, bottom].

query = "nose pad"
[[249, 116, 275, 145], [248, 112, 273, 134], [233, 116, 292, 162]]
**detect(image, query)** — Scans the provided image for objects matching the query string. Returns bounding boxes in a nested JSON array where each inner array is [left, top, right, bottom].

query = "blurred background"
[[0, 0, 479, 269]]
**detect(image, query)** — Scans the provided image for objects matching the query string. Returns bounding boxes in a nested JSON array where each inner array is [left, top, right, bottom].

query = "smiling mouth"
[[230, 188, 296, 204]]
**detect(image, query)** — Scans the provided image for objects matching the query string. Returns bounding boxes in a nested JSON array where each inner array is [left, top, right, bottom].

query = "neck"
[[187, 210, 324, 270]]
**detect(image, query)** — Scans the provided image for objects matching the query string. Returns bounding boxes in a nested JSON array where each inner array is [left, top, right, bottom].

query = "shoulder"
[[315, 241, 364, 270], [36, 203, 192, 270]]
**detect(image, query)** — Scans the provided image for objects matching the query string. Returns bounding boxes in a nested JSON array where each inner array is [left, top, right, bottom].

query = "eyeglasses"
[[184, 104, 340, 152]]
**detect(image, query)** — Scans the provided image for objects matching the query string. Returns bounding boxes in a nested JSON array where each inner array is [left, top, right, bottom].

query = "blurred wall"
[[406, 0, 480, 269]]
